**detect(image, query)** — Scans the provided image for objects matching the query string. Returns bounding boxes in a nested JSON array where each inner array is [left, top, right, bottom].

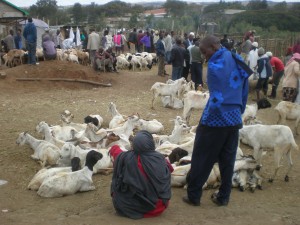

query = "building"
[[144, 8, 168, 18], [0, 0, 29, 36]]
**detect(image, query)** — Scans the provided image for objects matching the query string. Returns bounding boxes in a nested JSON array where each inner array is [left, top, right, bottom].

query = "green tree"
[[273, 1, 287, 11], [164, 0, 187, 18], [128, 13, 138, 28], [29, 0, 58, 25], [247, 0, 268, 10], [72, 3, 84, 24]]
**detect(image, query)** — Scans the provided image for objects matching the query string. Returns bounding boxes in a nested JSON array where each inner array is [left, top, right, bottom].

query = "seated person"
[[110, 130, 173, 219], [42, 35, 56, 60], [95, 47, 113, 71]]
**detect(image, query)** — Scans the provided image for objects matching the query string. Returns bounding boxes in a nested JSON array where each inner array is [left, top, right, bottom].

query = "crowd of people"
[[2, 19, 300, 220]]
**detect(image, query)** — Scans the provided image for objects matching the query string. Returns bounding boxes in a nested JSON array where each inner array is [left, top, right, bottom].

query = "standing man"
[[266, 51, 285, 99], [183, 35, 251, 207], [248, 42, 259, 80], [156, 32, 166, 77], [190, 39, 204, 90], [4, 30, 15, 52], [182, 32, 194, 80], [23, 17, 37, 65], [128, 28, 137, 54], [14, 28, 23, 49], [87, 28, 100, 68], [170, 37, 185, 81], [164, 31, 172, 65]]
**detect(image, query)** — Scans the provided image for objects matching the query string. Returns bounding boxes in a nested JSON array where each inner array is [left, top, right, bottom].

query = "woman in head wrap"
[[284, 53, 300, 102], [110, 130, 173, 219]]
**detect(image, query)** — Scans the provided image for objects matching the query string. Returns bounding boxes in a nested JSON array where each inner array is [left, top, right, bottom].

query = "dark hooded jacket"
[[111, 130, 172, 219]]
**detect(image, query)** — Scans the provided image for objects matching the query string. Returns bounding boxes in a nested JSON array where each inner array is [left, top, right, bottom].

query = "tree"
[[72, 3, 84, 24], [29, 0, 58, 25], [247, 0, 268, 10], [128, 13, 138, 28], [273, 1, 287, 11], [164, 0, 187, 18]]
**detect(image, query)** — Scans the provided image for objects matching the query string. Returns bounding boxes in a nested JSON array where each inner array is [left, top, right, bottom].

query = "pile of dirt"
[[0, 61, 115, 91]]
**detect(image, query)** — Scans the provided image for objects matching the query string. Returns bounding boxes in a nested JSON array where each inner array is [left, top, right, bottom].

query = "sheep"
[[242, 98, 271, 125], [151, 77, 187, 109], [239, 124, 298, 182], [171, 164, 191, 187], [16, 132, 60, 167], [37, 150, 103, 198], [108, 102, 126, 129], [28, 157, 81, 191], [135, 118, 164, 134], [182, 90, 209, 125], [275, 101, 300, 135]]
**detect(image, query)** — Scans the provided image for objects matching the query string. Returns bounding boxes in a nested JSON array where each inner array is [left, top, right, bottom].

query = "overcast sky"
[[8, 0, 300, 8]]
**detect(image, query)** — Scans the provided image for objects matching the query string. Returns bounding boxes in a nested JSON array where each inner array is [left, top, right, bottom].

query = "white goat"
[[28, 157, 81, 191], [136, 118, 164, 134], [242, 98, 271, 125], [275, 101, 300, 135], [108, 102, 126, 129], [239, 124, 298, 182], [16, 132, 60, 167], [59, 143, 112, 173], [37, 150, 103, 198], [106, 114, 141, 138], [36, 121, 65, 149], [151, 77, 187, 109], [182, 90, 209, 125]]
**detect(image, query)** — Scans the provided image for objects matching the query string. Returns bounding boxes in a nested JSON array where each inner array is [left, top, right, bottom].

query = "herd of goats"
[[14, 74, 300, 198]]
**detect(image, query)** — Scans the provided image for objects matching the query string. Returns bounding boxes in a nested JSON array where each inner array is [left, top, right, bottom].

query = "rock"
[[0, 72, 6, 79]]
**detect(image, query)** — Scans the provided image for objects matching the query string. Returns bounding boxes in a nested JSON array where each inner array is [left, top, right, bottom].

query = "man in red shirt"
[[266, 51, 285, 99]]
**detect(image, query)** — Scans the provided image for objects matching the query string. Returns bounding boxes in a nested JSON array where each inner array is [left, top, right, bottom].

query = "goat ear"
[[24, 131, 28, 135]]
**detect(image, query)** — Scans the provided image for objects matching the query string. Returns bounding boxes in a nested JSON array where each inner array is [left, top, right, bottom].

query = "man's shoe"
[[182, 196, 200, 206], [211, 193, 228, 206]]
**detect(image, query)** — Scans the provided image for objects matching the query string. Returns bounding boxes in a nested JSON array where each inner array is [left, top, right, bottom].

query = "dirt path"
[[0, 61, 299, 225]]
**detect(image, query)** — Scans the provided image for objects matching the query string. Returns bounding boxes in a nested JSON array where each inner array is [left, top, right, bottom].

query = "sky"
[[7, 0, 300, 8]]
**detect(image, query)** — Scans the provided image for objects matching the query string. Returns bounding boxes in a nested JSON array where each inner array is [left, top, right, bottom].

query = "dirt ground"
[[0, 61, 299, 225]]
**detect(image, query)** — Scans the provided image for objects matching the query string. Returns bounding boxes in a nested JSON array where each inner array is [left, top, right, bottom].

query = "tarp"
[[19, 18, 49, 28], [76, 27, 81, 46]]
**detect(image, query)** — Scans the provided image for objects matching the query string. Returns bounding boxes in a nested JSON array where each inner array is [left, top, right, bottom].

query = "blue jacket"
[[23, 22, 37, 43], [200, 47, 250, 127], [257, 55, 272, 79], [156, 39, 165, 57]]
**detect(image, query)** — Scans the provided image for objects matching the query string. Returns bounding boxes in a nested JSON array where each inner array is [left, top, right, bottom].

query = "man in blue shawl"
[[183, 35, 251, 206]]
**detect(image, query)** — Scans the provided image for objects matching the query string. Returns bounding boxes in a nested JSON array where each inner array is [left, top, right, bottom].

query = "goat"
[[37, 150, 103, 197], [36, 121, 65, 149], [275, 101, 300, 135], [16, 132, 60, 167], [239, 124, 298, 182], [28, 157, 81, 191], [136, 118, 164, 134], [182, 90, 209, 125], [242, 98, 271, 125], [151, 77, 187, 109], [108, 102, 126, 129], [84, 114, 103, 129]]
